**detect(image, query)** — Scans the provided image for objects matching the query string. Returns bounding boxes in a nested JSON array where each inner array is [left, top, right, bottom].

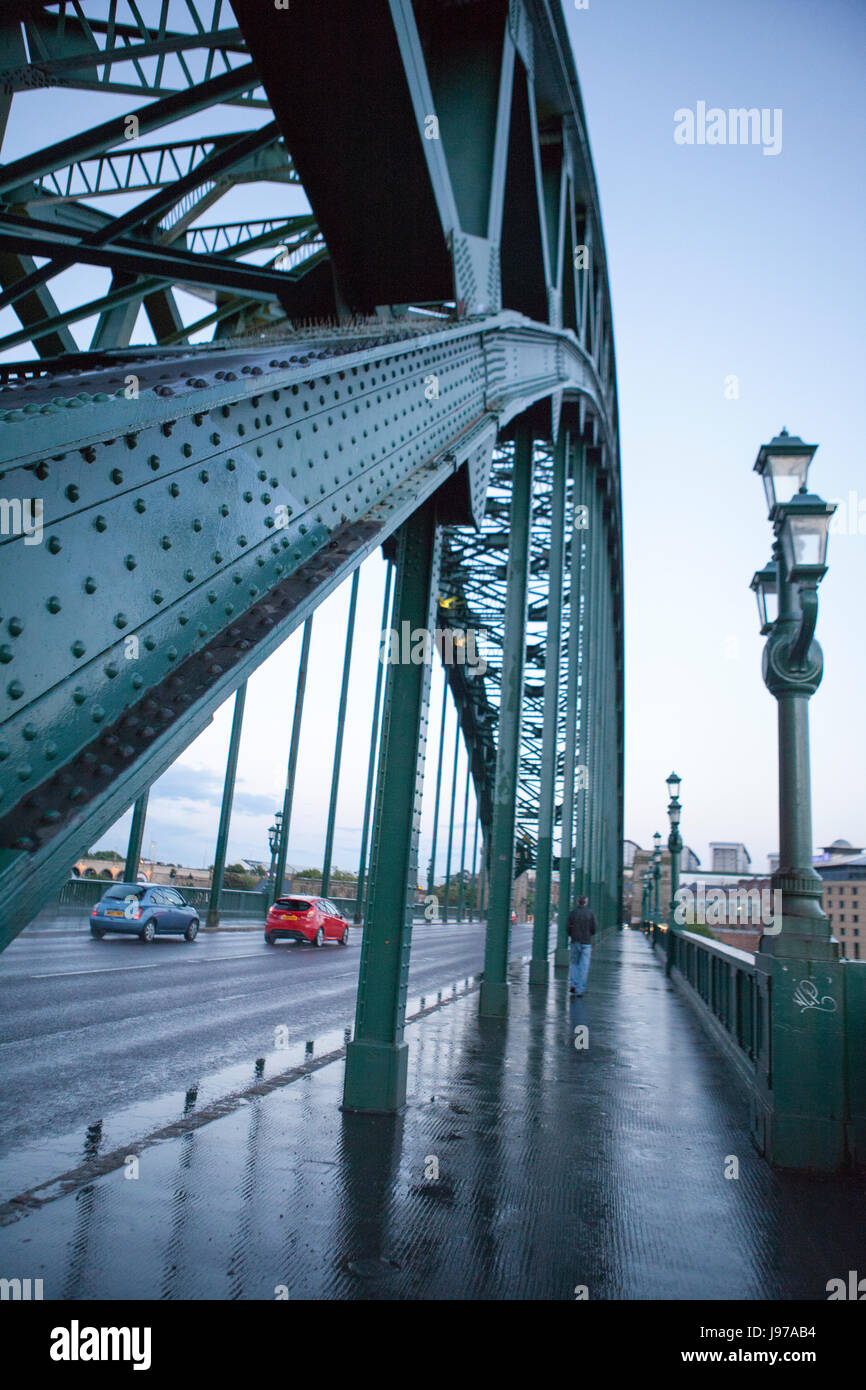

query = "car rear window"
[[276, 898, 312, 912], [102, 885, 146, 900]]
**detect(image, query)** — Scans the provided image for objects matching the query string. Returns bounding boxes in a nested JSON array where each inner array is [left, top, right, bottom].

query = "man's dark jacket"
[[567, 905, 597, 945]]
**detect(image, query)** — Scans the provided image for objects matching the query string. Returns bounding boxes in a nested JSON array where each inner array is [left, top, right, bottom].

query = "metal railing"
[[640, 919, 758, 1067]]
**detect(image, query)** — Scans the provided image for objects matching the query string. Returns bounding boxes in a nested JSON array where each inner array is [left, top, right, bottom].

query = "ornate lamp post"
[[665, 773, 682, 923], [267, 811, 282, 889], [750, 429, 843, 1169], [652, 831, 662, 927], [665, 773, 682, 973]]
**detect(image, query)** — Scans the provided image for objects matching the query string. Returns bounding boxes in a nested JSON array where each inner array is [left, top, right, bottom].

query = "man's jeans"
[[569, 941, 592, 994]]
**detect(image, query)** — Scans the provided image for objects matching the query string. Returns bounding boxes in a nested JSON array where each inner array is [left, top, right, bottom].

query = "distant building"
[[814, 839, 864, 864], [816, 850, 866, 961], [710, 842, 751, 874]]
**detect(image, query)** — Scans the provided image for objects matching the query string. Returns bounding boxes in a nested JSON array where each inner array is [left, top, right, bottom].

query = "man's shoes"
[[568, 986, 576, 994]]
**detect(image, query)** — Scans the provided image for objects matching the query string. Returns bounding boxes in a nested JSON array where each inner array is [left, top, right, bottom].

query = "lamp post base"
[[751, 947, 846, 1171]]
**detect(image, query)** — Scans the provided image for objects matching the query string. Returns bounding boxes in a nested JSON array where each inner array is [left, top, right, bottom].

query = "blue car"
[[90, 882, 200, 942]]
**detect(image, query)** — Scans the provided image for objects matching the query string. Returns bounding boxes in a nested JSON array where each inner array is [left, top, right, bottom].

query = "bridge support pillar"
[[480, 426, 534, 1016], [206, 681, 246, 927], [124, 791, 149, 884], [273, 618, 313, 907], [531, 430, 567, 985], [555, 438, 584, 970], [343, 498, 440, 1112], [322, 570, 359, 898]]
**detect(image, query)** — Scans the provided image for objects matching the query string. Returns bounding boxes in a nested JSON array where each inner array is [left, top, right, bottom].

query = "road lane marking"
[[29, 951, 268, 979]]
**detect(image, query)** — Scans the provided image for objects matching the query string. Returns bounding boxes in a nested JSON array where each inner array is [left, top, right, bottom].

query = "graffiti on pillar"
[[792, 980, 837, 1014]]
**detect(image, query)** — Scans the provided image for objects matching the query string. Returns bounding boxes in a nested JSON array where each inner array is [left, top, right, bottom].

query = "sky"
[[3, 0, 865, 881]]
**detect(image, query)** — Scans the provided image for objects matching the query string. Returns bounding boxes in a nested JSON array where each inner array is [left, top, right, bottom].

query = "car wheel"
[[90, 926, 105, 940], [313, 926, 324, 948], [185, 919, 199, 942], [140, 920, 155, 943], [265, 934, 277, 946], [340, 926, 349, 946]]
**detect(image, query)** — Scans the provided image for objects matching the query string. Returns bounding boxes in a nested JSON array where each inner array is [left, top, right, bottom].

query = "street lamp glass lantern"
[[668, 799, 681, 828], [750, 560, 778, 635], [778, 495, 835, 583], [753, 430, 817, 516], [665, 771, 681, 803], [267, 822, 278, 855]]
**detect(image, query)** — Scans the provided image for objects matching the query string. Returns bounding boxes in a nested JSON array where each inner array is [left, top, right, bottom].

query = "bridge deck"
[[0, 930, 861, 1299]]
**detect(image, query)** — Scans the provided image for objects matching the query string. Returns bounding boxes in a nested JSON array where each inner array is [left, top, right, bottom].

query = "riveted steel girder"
[[0, 310, 607, 944]]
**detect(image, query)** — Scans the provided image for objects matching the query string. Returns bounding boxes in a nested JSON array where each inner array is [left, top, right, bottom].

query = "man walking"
[[567, 895, 597, 996]]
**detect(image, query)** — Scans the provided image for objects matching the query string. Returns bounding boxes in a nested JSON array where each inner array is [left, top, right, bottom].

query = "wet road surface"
[[0, 916, 532, 1198]]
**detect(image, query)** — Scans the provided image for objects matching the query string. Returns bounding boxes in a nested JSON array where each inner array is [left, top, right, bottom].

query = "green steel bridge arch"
[[0, 1, 624, 1105]]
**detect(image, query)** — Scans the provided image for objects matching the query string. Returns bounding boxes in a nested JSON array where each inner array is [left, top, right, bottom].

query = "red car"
[[265, 895, 349, 948]]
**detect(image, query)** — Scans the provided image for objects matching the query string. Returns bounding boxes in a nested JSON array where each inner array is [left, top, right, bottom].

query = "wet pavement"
[[0, 916, 514, 1169], [0, 929, 862, 1300]]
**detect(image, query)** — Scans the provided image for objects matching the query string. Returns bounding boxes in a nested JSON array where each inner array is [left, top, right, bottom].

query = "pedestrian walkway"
[[0, 930, 862, 1299]]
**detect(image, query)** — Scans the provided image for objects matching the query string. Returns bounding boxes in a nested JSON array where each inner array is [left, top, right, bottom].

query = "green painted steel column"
[[321, 568, 360, 898], [354, 563, 394, 922], [207, 680, 247, 926], [342, 497, 440, 1112], [442, 727, 460, 923], [530, 430, 567, 985], [456, 756, 472, 923], [124, 791, 149, 884], [427, 683, 449, 902], [555, 438, 583, 969], [587, 475, 606, 927], [469, 806, 480, 920], [594, 534, 610, 928], [574, 478, 589, 909], [480, 426, 534, 1017], [273, 618, 313, 907]]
